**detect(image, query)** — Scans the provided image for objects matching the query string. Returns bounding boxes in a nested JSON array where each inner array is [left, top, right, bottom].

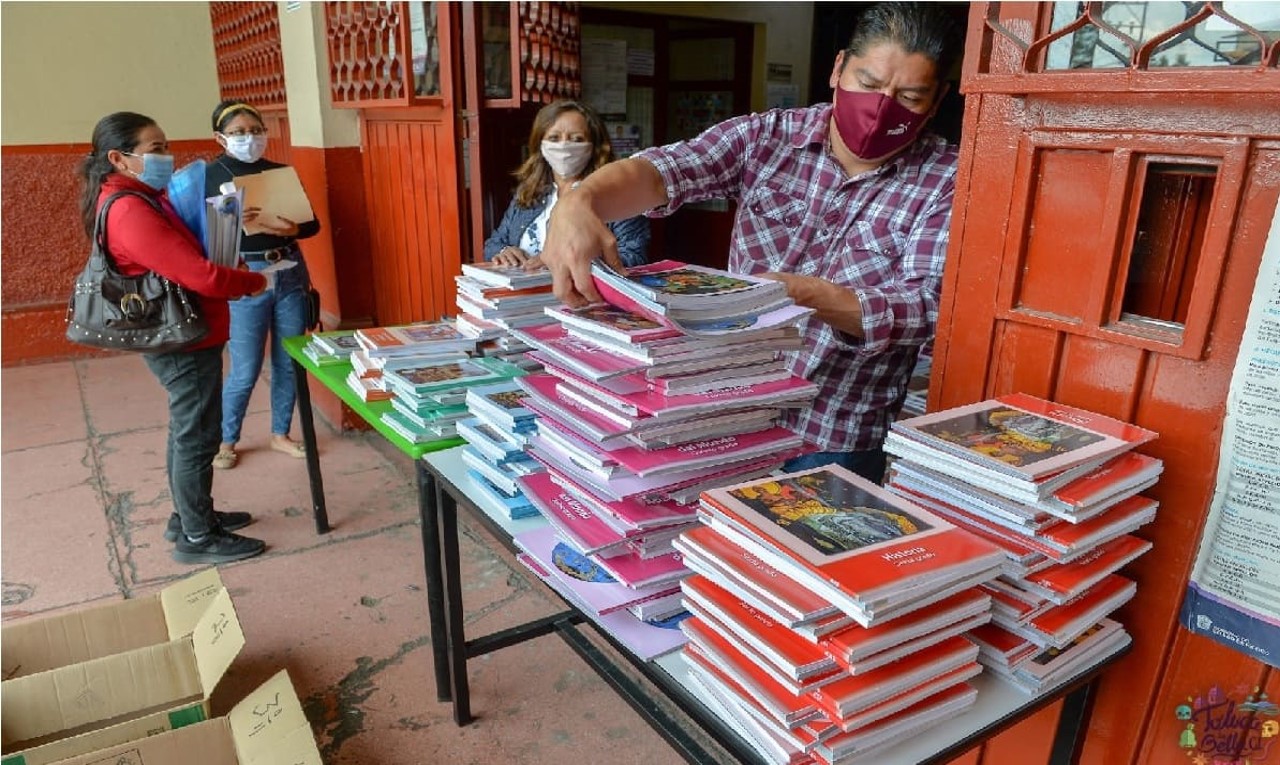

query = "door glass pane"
[[410, 2, 440, 96], [1045, 1, 1280, 70], [482, 3, 512, 99]]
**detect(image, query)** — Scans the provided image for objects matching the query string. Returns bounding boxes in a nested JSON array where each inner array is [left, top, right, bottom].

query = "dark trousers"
[[143, 345, 224, 539], [782, 448, 888, 485]]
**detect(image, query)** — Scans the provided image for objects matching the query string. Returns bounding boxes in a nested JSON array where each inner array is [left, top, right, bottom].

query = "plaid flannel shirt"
[[635, 104, 958, 451]]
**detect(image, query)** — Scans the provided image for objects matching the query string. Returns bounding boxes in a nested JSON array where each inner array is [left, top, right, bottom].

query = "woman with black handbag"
[[79, 111, 269, 565], [204, 100, 321, 471]]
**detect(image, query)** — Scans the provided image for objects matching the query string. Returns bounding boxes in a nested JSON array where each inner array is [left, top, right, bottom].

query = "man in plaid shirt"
[[541, 3, 960, 483]]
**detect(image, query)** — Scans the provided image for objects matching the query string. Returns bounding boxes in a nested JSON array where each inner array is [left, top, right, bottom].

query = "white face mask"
[[541, 140, 593, 179], [221, 133, 268, 163]]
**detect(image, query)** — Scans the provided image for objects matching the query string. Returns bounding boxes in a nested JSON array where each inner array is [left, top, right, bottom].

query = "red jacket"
[[97, 174, 265, 350]]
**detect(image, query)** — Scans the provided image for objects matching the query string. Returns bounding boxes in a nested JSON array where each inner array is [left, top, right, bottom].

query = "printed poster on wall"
[[1180, 198, 1280, 668]]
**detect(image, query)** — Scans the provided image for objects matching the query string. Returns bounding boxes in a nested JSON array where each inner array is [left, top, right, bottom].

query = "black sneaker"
[[164, 511, 253, 543], [172, 530, 266, 565]]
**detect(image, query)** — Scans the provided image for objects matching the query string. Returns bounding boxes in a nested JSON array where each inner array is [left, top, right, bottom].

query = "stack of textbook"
[[454, 262, 556, 370], [677, 465, 1006, 764], [457, 380, 542, 520], [883, 393, 1159, 695], [302, 329, 361, 367], [378, 356, 524, 443], [509, 260, 821, 665], [341, 321, 476, 405]]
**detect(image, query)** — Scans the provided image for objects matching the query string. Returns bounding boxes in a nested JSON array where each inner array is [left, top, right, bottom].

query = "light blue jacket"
[[483, 192, 651, 267]]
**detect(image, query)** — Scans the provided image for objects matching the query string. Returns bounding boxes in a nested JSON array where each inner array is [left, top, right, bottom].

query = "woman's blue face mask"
[[124, 151, 175, 190]]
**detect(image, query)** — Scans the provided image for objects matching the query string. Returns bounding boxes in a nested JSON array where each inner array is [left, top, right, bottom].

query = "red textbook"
[[807, 635, 978, 719], [681, 574, 837, 682], [1019, 534, 1152, 604], [820, 588, 991, 667], [700, 465, 1005, 624], [675, 527, 844, 629]]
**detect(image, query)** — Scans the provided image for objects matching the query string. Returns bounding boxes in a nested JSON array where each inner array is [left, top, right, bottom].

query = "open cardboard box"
[[1, 583, 243, 765], [44, 669, 321, 765], [2, 569, 223, 682]]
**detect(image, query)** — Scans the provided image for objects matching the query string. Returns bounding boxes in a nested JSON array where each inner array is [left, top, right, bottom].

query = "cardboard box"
[[1, 585, 244, 764], [2, 568, 224, 681], [44, 670, 322, 765]]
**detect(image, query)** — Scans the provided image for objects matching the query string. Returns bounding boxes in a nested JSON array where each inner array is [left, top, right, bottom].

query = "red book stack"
[[883, 394, 1159, 694], [674, 464, 1006, 765]]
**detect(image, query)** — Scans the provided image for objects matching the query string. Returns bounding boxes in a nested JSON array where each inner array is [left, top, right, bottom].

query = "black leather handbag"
[[65, 191, 209, 354]]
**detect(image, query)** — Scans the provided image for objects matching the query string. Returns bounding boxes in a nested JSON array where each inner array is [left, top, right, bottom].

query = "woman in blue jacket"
[[484, 100, 649, 269]]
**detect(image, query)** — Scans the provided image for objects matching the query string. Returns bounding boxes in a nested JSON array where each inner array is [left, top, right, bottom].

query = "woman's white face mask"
[[221, 133, 268, 163], [541, 140, 593, 179]]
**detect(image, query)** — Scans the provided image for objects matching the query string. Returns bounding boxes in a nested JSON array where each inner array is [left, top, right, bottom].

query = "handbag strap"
[[92, 190, 165, 275]]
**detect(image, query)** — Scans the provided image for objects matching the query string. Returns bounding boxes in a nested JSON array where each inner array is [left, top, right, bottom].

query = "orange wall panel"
[[1, 141, 218, 366]]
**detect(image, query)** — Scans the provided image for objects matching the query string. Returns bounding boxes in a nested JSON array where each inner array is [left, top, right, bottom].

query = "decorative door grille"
[[209, 1, 287, 108], [326, 1, 409, 105], [516, 1, 581, 104]]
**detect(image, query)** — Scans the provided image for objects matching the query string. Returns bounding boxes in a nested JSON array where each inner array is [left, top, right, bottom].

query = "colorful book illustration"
[[700, 464, 1005, 624], [544, 302, 683, 344], [356, 321, 475, 357], [517, 552, 688, 661], [888, 393, 1157, 484], [383, 356, 522, 396], [514, 525, 678, 615], [592, 259, 785, 310]]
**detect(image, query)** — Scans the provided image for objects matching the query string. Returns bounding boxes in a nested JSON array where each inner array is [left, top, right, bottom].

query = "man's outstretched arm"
[[542, 158, 668, 305]]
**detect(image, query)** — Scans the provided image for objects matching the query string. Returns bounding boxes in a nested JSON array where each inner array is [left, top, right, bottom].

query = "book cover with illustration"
[[890, 393, 1157, 482], [519, 551, 689, 661], [383, 356, 521, 395], [594, 259, 780, 306], [514, 525, 678, 614], [466, 380, 538, 432], [544, 302, 682, 344], [356, 322, 475, 356], [700, 465, 1005, 619]]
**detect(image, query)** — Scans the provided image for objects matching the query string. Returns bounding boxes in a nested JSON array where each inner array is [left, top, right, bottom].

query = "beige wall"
[[278, 1, 360, 149], [587, 1, 816, 105], [1, 2, 220, 145]]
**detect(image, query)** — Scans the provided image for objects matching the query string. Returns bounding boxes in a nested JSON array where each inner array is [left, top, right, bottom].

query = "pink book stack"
[[508, 259, 822, 663], [883, 393, 1160, 694]]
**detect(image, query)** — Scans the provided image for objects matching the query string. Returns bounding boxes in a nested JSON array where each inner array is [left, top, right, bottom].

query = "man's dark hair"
[[844, 2, 961, 80]]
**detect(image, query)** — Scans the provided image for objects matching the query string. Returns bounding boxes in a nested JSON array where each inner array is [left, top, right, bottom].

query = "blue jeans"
[[222, 253, 310, 444], [782, 448, 888, 485], [144, 345, 224, 538]]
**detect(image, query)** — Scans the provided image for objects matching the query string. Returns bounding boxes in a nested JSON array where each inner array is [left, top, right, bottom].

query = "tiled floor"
[[1, 353, 734, 765]]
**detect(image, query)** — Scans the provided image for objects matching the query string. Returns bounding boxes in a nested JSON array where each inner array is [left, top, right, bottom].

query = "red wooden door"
[[938, 5, 1280, 765], [335, 2, 464, 327], [362, 107, 462, 326]]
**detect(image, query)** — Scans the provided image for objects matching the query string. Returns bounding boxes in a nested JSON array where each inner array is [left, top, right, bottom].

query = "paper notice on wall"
[[1180, 197, 1280, 668], [582, 38, 628, 119]]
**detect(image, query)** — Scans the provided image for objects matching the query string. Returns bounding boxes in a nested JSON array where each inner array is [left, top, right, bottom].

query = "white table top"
[[424, 445, 1118, 765]]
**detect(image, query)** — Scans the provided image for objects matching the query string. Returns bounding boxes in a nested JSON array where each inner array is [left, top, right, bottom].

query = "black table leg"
[[436, 479, 473, 725], [1048, 680, 1095, 765], [417, 461, 453, 702], [291, 357, 331, 534]]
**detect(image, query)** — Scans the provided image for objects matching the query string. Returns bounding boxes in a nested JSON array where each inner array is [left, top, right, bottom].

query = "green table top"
[[283, 334, 465, 460]]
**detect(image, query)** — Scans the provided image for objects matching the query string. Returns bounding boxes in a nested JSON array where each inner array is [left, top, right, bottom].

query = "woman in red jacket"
[[78, 111, 269, 565]]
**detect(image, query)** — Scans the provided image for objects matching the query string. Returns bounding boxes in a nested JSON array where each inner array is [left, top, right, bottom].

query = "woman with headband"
[[205, 100, 321, 470]]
